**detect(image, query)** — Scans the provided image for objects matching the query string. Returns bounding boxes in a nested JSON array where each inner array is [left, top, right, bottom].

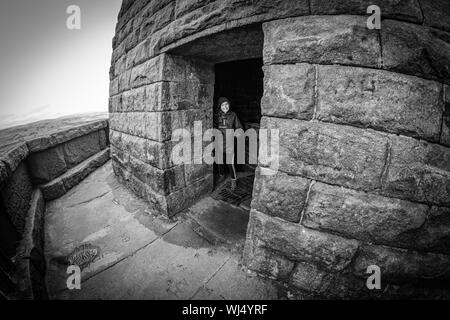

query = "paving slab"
[[45, 161, 278, 300]]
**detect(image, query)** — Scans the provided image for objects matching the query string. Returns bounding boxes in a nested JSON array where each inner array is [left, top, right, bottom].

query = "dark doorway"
[[212, 58, 263, 209]]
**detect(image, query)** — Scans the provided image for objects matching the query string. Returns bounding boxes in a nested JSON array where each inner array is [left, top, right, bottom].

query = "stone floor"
[[44, 161, 281, 300]]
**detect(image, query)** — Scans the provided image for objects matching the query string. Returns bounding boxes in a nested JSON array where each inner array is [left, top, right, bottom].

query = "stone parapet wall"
[[0, 116, 110, 299]]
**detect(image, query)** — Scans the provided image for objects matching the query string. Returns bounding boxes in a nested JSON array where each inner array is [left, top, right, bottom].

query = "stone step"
[[39, 148, 110, 201]]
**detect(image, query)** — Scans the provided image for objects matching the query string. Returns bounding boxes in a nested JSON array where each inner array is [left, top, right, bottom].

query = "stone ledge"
[[26, 120, 108, 153], [40, 149, 111, 201], [13, 189, 47, 300]]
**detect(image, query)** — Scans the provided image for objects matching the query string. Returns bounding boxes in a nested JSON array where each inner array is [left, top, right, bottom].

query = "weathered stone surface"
[[138, 2, 175, 42], [128, 54, 214, 90], [262, 117, 389, 192], [110, 129, 172, 169], [99, 129, 108, 149], [311, 0, 423, 23], [317, 65, 443, 141], [62, 131, 102, 168], [381, 20, 450, 84], [0, 162, 33, 234], [251, 169, 310, 223], [383, 135, 450, 207], [112, 159, 169, 214], [14, 190, 47, 300], [110, 109, 207, 142], [0, 143, 29, 175], [261, 64, 315, 120], [184, 163, 212, 184], [16, 189, 45, 258], [174, 0, 211, 18], [166, 174, 213, 217], [393, 206, 450, 255], [158, 0, 310, 49], [420, 0, 450, 32], [302, 182, 428, 245], [263, 15, 381, 67], [353, 245, 450, 283], [118, 81, 214, 113], [125, 38, 152, 70], [110, 78, 119, 96], [40, 149, 110, 201], [27, 146, 67, 184], [25, 118, 108, 153], [442, 85, 450, 147], [111, 146, 185, 195], [243, 238, 295, 281], [291, 261, 370, 299], [247, 210, 359, 271]]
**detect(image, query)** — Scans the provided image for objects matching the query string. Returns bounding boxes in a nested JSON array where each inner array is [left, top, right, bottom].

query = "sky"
[[0, 0, 122, 129]]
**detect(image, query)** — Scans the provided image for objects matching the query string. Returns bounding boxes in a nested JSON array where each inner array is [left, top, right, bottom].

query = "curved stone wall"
[[110, 0, 450, 298]]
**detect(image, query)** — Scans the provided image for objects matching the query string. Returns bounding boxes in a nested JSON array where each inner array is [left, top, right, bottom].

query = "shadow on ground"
[[45, 161, 282, 300]]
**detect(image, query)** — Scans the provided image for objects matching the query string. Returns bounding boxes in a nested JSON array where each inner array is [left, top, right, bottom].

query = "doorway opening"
[[212, 58, 263, 211], [166, 24, 264, 245]]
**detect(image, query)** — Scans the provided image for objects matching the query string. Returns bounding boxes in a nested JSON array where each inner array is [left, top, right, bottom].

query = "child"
[[214, 97, 243, 191]]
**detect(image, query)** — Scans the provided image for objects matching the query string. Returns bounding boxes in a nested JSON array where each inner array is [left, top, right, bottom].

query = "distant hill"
[[0, 112, 108, 154]]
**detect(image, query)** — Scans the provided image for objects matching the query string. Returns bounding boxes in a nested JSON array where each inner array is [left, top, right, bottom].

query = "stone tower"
[[109, 0, 450, 298]]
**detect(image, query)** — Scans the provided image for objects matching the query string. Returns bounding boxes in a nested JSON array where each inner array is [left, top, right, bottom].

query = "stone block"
[[392, 206, 450, 255], [317, 65, 443, 141], [0, 162, 33, 234], [27, 146, 67, 183], [110, 129, 172, 169], [442, 84, 450, 146], [99, 129, 108, 149], [40, 149, 110, 201], [311, 0, 423, 23], [383, 135, 450, 207], [262, 117, 389, 192], [247, 210, 359, 271], [62, 131, 102, 168], [291, 261, 369, 299], [112, 146, 185, 195], [353, 244, 450, 284], [381, 20, 450, 84], [110, 78, 119, 96], [243, 239, 295, 281], [26, 120, 108, 153], [166, 174, 213, 217], [251, 169, 310, 223], [263, 15, 381, 67], [112, 159, 169, 214], [0, 143, 29, 175], [125, 38, 152, 70], [302, 182, 428, 245], [420, 0, 450, 32], [261, 64, 315, 120], [138, 2, 175, 42]]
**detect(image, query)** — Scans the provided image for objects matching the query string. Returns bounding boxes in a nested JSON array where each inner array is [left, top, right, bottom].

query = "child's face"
[[220, 102, 230, 113]]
